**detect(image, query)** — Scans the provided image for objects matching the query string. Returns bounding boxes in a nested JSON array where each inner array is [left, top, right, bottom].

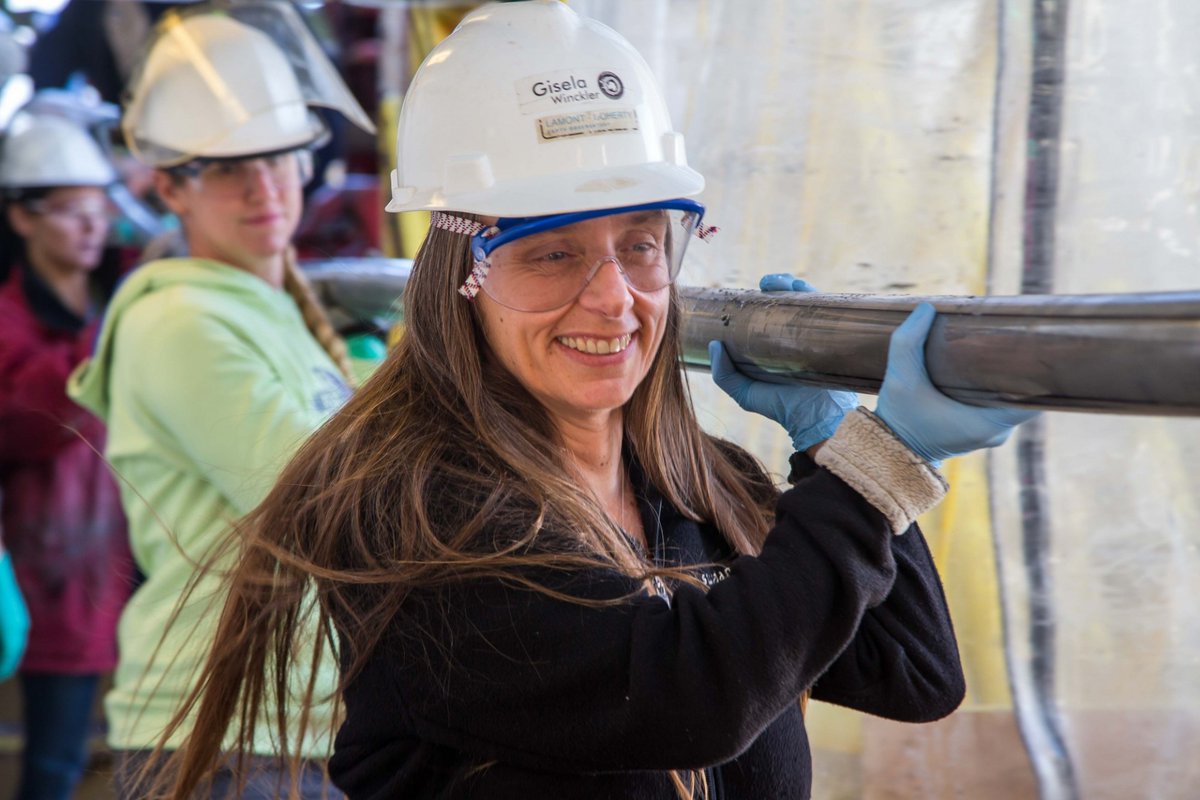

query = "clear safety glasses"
[[171, 150, 311, 198], [26, 199, 115, 227], [432, 200, 717, 313]]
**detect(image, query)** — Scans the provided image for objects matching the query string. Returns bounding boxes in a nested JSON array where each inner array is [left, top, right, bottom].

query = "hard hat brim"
[[387, 162, 705, 217]]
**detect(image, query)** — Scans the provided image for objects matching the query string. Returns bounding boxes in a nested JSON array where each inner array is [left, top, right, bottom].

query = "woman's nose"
[[577, 257, 634, 316], [245, 162, 281, 199]]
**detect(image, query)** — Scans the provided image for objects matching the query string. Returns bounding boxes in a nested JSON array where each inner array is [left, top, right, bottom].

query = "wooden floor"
[[0, 753, 116, 800], [1, 673, 1191, 799]]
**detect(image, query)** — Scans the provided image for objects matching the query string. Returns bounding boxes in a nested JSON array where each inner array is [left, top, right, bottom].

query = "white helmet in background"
[[122, 0, 374, 167], [0, 111, 116, 188], [0, 25, 25, 92], [387, 0, 703, 217], [0, 24, 31, 132]]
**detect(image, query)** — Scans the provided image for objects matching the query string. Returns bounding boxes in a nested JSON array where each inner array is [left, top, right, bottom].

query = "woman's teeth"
[[558, 333, 633, 355]]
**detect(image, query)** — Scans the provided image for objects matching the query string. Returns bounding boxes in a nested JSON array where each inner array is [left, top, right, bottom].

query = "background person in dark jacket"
[[0, 103, 135, 800], [148, 3, 1035, 799]]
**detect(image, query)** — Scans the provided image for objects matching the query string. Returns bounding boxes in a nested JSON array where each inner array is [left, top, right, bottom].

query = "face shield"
[[433, 199, 718, 313], [121, 0, 374, 167], [219, 0, 373, 134]]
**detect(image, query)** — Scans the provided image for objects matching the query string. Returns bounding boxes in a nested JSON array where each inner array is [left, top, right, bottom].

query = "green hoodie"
[[69, 258, 347, 756]]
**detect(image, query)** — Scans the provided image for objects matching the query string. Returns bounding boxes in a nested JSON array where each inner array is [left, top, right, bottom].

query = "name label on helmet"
[[517, 68, 640, 115], [533, 76, 592, 98], [537, 109, 640, 142]]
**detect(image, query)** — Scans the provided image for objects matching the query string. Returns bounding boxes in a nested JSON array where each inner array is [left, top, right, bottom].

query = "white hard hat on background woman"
[[0, 111, 116, 189], [121, 0, 374, 167]]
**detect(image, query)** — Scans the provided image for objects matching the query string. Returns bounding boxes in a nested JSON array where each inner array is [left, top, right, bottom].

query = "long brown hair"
[[152, 218, 780, 798]]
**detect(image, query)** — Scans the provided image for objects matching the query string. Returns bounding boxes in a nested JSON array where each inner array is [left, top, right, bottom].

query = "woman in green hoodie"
[[67, 3, 376, 797]]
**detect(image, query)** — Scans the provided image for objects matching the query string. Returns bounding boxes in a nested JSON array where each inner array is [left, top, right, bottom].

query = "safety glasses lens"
[[183, 153, 303, 197], [480, 207, 699, 312]]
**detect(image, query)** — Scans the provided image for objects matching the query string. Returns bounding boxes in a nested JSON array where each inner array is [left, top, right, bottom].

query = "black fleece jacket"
[[329, 452, 964, 799]]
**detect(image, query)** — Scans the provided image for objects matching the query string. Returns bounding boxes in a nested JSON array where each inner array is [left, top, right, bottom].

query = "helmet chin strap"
[[430, 211, 488, 238], [430, 212, 496, 301]]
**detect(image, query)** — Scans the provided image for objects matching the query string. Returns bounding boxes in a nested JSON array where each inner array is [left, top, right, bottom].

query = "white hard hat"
[[0, 112, 116, 188], [387, 0, 704, 217], [123, 1, 374, 167]]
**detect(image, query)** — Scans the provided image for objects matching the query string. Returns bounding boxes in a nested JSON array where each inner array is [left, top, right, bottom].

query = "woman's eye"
[[623, 238, 660, 255], [514, 243, 574, 263]]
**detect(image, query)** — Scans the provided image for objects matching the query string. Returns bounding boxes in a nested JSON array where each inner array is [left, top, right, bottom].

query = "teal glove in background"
[[876, 303, 1039, 464], [346, 333, 388, 361], [0, 553, 29, 680], [707, 273, 860, 452]]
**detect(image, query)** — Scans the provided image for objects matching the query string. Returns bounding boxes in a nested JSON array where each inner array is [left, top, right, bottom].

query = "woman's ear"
[[6, 203, 34, 239], [152, 169, 189, 217]]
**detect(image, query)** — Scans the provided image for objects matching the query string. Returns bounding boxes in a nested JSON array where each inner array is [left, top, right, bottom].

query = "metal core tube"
[[305, 259, 1200, 417]]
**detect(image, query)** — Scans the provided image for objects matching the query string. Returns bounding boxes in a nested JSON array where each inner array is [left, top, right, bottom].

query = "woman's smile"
[[555, 332, 635, 356]]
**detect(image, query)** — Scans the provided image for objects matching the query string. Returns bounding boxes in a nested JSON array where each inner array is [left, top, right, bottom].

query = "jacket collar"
[[20, 264, 89, 333]]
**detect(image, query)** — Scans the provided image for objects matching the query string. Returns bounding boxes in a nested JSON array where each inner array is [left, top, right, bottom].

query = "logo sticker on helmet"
[[536, 109, 640, 142], [516, 68, 640, 114], [597, 72, 624, 99]]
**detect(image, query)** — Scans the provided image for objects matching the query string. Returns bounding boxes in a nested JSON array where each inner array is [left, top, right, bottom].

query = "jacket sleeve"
[[0, 308, 97, 464], [788, 452, 965, 722], [113, 299, 325, 516], [335, 457, 941, 778], [808, 521, 965, 721]]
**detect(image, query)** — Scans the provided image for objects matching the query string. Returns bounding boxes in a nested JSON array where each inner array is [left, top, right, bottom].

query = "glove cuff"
[[814, 408, 948, 534]]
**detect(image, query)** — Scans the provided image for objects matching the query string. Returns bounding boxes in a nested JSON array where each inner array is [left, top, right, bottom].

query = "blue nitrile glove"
[[0, 553, 29, 680], [759, 272, 819, 293], [707, 274, 860, 452], [876, 303, 1039, 465]]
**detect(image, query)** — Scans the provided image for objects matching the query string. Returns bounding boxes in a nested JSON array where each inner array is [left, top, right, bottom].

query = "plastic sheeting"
[[989, 2, 1200, 798], [571, 1, 1200, 798]]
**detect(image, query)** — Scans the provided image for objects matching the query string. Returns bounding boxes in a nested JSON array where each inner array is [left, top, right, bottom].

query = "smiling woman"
[[151, 151, 307, 284], [152, 3, 1037, 800]]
